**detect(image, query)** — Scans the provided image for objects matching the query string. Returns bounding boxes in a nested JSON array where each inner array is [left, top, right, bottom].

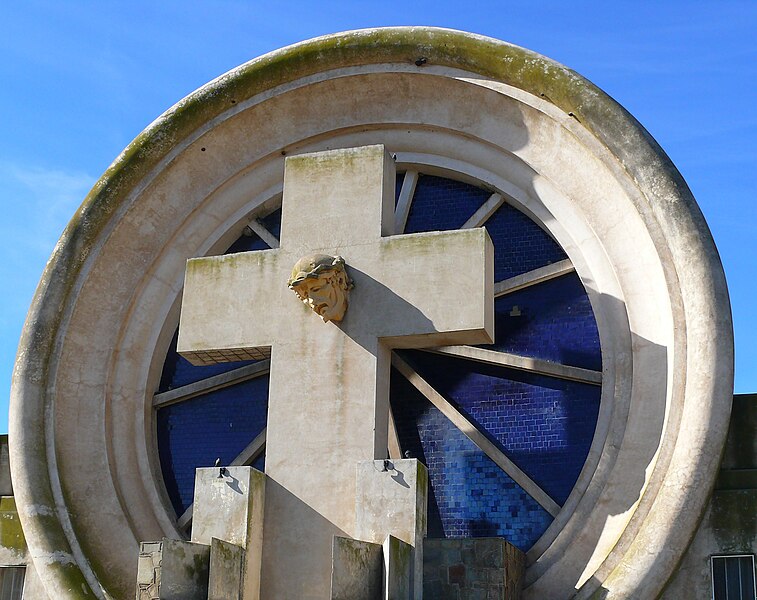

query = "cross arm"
[[177, 249, 287, 365], [344, 228, 494, 348]]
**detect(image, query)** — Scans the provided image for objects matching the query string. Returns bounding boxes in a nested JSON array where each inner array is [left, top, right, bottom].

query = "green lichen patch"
[[0, 497, 27, 553]]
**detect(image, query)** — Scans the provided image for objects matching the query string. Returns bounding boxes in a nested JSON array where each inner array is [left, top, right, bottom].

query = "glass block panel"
[[484, 203, 567, 282], [158, 330, 254, 392], [483, 273, 601, 371], [226, 208, 282, 254], [391, 366, 553, 551], [395, 172, 404, 207], [404, 174, 491, 233], [399, 350, 600, 506]]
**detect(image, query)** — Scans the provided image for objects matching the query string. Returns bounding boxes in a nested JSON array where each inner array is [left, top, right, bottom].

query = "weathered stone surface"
[[660, 394, 757, 599], [208, 538, 244, 600], [136, 542, 162, 599], [356, 459, 428, 599], [330, 536, 382, 600], [191, 466, 264, 599], [136, 539, 209, 600], [424, 538, 524, 600], [384, 535, 412, 600], [0, 497, 26, 559], [191, 467, 264, 548], [0, 493, 47, 599]]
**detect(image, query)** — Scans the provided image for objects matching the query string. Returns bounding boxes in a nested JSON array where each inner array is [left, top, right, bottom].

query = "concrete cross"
[[178, 145, 493, 598]]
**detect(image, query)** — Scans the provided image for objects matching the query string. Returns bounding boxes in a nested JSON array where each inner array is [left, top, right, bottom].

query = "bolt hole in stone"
[[201, 147, 206, 152]]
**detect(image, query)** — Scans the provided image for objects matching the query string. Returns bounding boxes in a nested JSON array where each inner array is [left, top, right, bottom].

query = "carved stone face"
[[288, 254, 353, 323]]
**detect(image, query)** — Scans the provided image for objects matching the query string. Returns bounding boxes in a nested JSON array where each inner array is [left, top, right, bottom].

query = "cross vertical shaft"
[[178, 145, 494, 597]]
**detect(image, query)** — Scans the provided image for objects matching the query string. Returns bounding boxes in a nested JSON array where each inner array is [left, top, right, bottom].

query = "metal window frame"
[[711, 554, 757, 600], [0, 565, 26, 600]]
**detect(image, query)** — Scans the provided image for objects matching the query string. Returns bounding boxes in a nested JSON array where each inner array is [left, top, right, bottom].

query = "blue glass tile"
[[484, 203, 567, 282], [398, 351, 601, 505], [391, 367, 553, 550], [484, 272, 602, 371], [225, 233, 269, 254], [404, 175, 491, 233], [157, 376, 269, 514]]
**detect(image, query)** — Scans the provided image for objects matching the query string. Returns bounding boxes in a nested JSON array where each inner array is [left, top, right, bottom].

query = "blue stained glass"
[[483, 273, 602, 371], [390, 367, 553, 550], [226, 233, 269, 254], [404, 174, 491, 233], [395, 173, 404, 206], [484, 203, 567, 282], [260, 208, 282, 239], [226, 208, 282, 254], [157, 376, 269, 514], [398, 350, 601, 505], [250, 453, 266, 473]]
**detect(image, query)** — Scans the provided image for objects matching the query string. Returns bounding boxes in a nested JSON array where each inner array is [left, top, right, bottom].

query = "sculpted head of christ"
[[287, 254, 353, 323]]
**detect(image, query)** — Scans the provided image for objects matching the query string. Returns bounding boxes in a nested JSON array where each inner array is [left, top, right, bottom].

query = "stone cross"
[[178, 145, 493, 598]]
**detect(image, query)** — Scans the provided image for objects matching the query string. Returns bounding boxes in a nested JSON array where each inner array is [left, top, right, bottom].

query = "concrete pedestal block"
[[191, 466, 265, 599], [383, 535, 412, 600], [209, 538, 244, 600], [355, 459, 428, 599], [136, 539, 209, 600], [330, 536, 383, 600], [423, 538, 524, 600]]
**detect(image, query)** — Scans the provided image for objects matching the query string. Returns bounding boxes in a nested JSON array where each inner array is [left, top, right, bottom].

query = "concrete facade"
[[208, 539, 244, 600], [663, 394, 757, 598], [6, 27, 738, 600]]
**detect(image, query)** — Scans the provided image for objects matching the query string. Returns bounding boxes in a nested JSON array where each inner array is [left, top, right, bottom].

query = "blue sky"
[[1, 1, 755, 433]]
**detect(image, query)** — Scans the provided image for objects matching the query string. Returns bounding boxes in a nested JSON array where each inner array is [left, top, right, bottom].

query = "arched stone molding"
[[9, 27, 732, 599]]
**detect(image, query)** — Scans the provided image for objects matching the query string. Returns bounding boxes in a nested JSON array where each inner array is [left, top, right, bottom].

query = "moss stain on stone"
[[0, 498, 26, 552], [709, 490, 757, 551]]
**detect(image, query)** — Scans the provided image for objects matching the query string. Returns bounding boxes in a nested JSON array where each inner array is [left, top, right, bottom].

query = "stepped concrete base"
[[330, 537, 383, 600], [209, 538, 244, 600], [136, 539, 210, 600], [356, 459, 428, 598], [384, 535, 413, 599]]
